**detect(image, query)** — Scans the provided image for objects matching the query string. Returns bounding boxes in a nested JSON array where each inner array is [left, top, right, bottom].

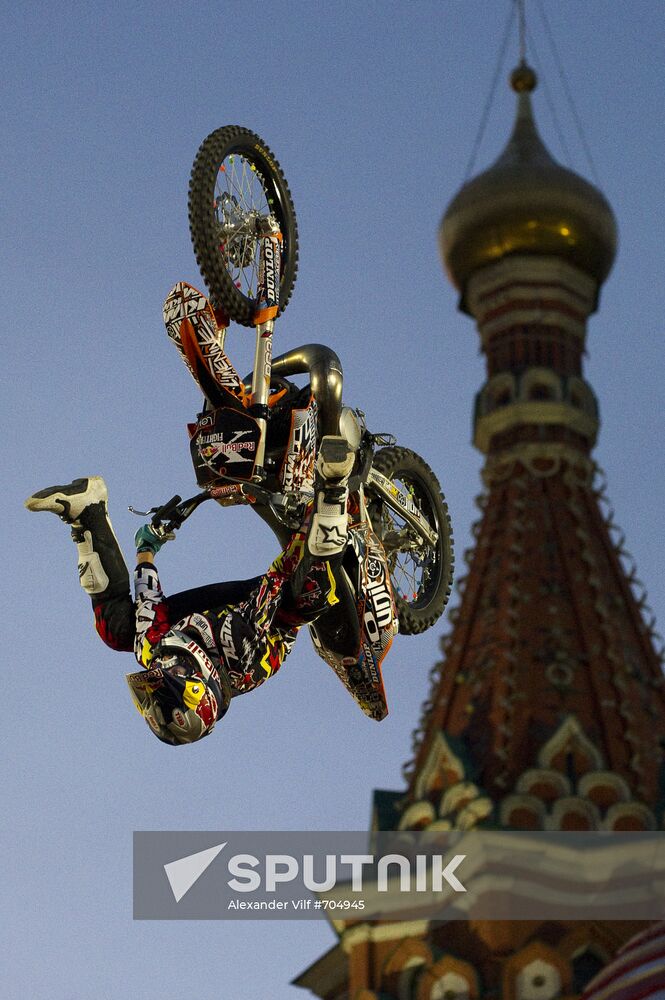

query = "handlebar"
[[152, 492, 212, 534], [151, 494, 182, 527], [128, 491, 212, 537], [129, 481, 309, 537]]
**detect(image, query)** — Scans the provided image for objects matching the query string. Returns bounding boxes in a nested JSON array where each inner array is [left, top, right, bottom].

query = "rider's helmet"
[[125, 630, 232, 745]]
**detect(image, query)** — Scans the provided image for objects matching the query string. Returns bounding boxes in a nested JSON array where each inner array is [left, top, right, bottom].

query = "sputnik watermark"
[[164, 844, 467, 901], [134, 830, 665, 921], [133, 832, 470, 919]]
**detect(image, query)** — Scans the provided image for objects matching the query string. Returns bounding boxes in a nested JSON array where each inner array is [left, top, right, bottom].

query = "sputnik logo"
[[164, 842, 227, 902]]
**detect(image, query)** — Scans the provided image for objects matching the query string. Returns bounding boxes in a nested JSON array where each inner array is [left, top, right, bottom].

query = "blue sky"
[[2, 2, 664, 998]]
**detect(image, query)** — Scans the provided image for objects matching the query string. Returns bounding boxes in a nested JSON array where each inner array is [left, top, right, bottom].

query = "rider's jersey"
[[132, 529, 338, 695]]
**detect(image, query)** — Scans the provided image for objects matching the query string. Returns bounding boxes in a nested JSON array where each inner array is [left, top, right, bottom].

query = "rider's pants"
[[93, 578, 260, 654], [93, 563, 340, 655]]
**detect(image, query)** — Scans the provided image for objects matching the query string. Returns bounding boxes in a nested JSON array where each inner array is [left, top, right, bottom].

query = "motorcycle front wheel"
[[369, 447, 454, 635], [189, 126, 298, 326]]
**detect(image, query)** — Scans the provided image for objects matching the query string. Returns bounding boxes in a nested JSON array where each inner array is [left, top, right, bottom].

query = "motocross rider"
[[25, 439, 354, 746]]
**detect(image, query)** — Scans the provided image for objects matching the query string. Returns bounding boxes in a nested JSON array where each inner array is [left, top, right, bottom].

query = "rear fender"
[[309, 516, 398, 721]]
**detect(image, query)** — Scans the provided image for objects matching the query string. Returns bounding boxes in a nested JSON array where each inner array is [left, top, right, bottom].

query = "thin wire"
[[535, 0, 601, 184], [526, 24, 575, 167], [517, 0, 526, 63], [463, 2, 516, 181]]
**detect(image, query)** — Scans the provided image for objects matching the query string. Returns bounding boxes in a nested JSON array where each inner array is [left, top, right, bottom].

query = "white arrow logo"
[[164, 842, 227, 902]]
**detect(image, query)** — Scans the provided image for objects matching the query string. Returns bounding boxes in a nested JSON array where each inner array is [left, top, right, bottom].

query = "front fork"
[[366, 467, 438, 547], [251, 220, 282, 478]]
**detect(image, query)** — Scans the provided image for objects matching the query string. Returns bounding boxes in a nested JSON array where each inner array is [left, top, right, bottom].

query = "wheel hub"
[[214, 195, 263, 267]]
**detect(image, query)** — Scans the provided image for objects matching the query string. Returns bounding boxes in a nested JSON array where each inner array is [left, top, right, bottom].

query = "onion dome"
[[440, 63, 618, 309], [582, 922, 665, 999]]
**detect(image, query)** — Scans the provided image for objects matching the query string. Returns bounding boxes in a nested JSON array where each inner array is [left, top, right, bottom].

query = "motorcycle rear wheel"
[[189, 126, 298, 326], [369, 447, 454, 635]]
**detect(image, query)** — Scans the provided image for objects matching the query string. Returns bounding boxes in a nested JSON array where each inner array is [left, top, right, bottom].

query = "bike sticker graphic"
[[310, 522, 397, 721], [191, 408, 261, 484], [279, 398, 317, 498], [164, 281, 243, 393]]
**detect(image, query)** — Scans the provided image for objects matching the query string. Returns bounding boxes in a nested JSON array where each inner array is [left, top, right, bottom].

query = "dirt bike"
[[133, 126, 454, 721]]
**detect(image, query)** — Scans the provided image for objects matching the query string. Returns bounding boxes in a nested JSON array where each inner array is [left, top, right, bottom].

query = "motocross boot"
[[307, 436, 355, 558], [25, 477, 130, 600]]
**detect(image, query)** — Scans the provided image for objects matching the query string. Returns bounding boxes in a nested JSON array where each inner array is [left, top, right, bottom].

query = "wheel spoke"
[[376, 475, 437, 606], [213, 152, 273, 300]]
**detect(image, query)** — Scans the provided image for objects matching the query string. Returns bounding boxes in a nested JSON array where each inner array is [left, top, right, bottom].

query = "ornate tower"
[[295, 64, 665, 1000]]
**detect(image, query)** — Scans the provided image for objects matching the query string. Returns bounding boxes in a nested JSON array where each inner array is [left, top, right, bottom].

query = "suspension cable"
[[517, 0, 527, 63], [463, 2, 516, 181], [526, 23, 575, 168], [534, 0, 601, 184]]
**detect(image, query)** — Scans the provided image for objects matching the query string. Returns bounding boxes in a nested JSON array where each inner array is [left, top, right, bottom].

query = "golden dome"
[[440, 64, 617, 309]]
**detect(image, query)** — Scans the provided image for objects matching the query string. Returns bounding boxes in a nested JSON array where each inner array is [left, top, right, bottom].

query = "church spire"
[[394, 60, 664, 833], [440, 61, 617, 312]]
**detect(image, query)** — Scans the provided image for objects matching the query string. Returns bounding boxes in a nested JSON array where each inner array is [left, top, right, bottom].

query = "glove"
[[134, 523, 175, 555]]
